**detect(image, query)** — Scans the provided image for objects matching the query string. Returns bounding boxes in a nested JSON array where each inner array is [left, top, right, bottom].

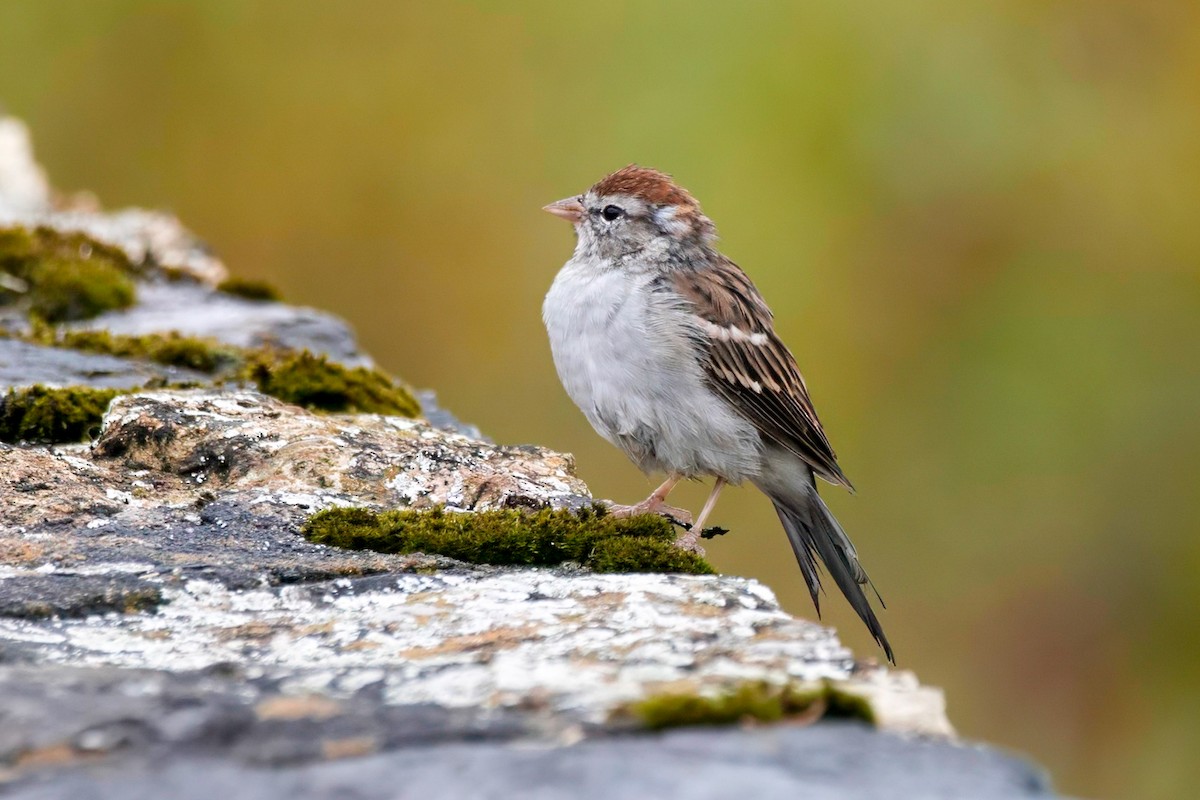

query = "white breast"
[[542, 258, 761, 482]]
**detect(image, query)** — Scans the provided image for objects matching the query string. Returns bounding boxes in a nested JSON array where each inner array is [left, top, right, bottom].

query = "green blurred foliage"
[[2, 2, 1197, 797]]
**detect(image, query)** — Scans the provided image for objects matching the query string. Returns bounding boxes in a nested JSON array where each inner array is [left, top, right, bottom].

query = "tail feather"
[[771, 488, 894, 664], [773, 504, 823, 616]]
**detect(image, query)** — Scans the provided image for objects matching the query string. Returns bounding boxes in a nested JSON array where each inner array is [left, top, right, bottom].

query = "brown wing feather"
[[670, 259, 853, 489]]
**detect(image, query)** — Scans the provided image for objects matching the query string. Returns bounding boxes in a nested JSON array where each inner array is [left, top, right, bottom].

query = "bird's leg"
[[607, 475, 692, 525], [691, 477, 726, 533], [676, 477, 726, 552]]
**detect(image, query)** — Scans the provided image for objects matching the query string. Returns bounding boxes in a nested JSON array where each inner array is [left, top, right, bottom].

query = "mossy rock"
[[0, 226, 136, 323], [0, 385, 120, 444], [0, 350, 419, 443], [32, 327, 239, 375], [0, 227, 134, 278], [14, 325, 421, 419], [244, 350, 420, 417], [628, 680, 876, 731], [26, 258, 135, 323], [303, 505, 714, 575], [217, 276, 283, 302]]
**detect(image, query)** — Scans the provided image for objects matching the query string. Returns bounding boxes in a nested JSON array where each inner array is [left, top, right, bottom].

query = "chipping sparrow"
[[542, 165, 892, 662]]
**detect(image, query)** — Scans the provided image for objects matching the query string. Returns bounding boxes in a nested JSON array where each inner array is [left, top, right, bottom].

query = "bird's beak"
[[542, 196, 585, 224]]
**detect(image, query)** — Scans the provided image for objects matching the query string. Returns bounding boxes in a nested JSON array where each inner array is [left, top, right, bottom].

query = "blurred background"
[[2, 2, 1196, 797]]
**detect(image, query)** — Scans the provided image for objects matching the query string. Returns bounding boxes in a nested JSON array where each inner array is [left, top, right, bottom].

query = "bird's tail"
[[770, 485, 894, 664]]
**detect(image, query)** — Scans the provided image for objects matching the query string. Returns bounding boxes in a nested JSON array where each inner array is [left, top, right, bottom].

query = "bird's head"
[[543, 165, 717, 263]]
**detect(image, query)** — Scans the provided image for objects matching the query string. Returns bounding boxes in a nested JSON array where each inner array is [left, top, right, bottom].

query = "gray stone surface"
[[0, 663, 539, 769], [0, 337, 209, 391], [3, 723, 1058, 800], [77, 281, 369, 367]]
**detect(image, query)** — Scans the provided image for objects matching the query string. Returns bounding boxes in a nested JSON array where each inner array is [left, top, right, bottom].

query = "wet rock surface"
[[0, 116, 1065, 799]]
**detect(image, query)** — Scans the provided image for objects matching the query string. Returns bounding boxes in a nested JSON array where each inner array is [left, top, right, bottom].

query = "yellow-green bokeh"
[[3, 3, 1197, 797]]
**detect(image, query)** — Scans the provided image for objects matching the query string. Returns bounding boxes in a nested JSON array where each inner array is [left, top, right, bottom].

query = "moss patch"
[[303, 505, 714, 575], [0, 226, 136, 322], [0, 385, 120, 444], [628, 680, 876, 731], [244, 350, 420, 417], [12, 326, 420, 418], [30, 327, 239, 374], [217, 277, 283, 302], [27, 257, 135, 323]]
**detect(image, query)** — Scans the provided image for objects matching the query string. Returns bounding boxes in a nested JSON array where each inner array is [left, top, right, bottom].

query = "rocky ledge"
[[0, 116, 1061, 799]]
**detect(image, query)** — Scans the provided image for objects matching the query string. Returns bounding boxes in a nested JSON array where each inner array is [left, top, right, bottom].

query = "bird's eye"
[[601, 205, 624, 221]]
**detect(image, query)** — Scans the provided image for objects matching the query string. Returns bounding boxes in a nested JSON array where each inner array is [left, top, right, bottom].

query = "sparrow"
[[541, 165, 892, 662]]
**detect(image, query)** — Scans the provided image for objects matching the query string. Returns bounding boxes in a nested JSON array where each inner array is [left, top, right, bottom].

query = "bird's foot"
[[606, 499, 693, 527], [673, 529, 707, 556]]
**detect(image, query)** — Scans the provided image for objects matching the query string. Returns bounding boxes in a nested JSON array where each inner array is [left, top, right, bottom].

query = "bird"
[[541, 165, 893, 662]]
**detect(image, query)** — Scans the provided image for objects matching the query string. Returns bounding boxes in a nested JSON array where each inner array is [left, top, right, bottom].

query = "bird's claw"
[[606, 500, 693, 526], [673, 530, 707, 556]]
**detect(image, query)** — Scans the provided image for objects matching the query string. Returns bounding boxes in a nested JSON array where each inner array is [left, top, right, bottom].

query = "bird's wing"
[[668, 258, 853, 489]]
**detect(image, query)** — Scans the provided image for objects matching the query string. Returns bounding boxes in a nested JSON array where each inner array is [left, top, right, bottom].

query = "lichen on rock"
[[90, 389, 584, 511]]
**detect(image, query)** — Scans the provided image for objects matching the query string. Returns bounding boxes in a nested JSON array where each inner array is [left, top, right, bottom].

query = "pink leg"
[[676, 478, 726, 553], [607, 475, 693, 525]]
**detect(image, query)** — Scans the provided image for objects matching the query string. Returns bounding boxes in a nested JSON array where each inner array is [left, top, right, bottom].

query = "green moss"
[[303, 505, 714, 574], [0, 226, 137, 322], [31, 327, 239, 374], [244, 350, 420, 417], [0, 385, 120, 444], [217, 276, 283, 302], [13, 322, 420, 418], [27, 256, 135, 323], [821, 684, 877, 723], [628, 680, 876, 731], [0, 225, 417, 416], [0, 226, 134, 277]]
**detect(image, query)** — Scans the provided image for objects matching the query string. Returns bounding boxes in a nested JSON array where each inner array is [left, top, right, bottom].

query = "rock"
[[0, 201, 227, 289], [1, 723, 1057, 800], [0, 115, 359, 361], [0, 118, 51, 215], [0, 337, 210, 390], [0, 115, 1064, 799], [0, 116, 222, 286], [77, 282, 369, 366], [0, 389, 586, 612], [91, 390, 585, 511], [0, 389, 965, 793]]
